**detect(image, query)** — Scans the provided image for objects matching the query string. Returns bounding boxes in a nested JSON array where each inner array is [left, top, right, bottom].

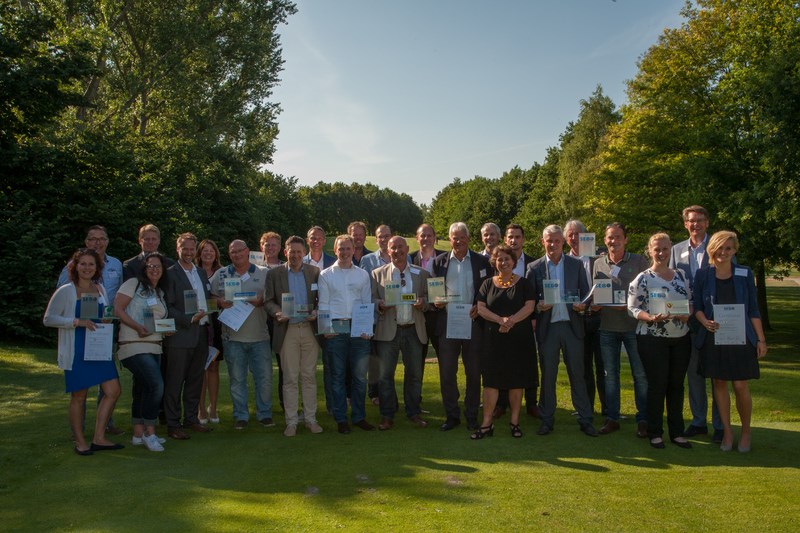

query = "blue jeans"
[[121, 353, 164, 426], [223, 340, 272, 421], [599, 330, 648, 422], [325, 334, 370, 423]]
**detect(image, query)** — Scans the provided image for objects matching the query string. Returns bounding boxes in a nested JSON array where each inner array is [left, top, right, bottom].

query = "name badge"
[[735, 268, 747, 277], [479, 269, 487, 278], [409, 267, 421, 276], [146, 297, 158, 307], [206, 282, 211, 291], [240, 273, 250, 282], [610, 266, 621, 278], [681, 250, 689, 258], [311, 283, 318, 291]]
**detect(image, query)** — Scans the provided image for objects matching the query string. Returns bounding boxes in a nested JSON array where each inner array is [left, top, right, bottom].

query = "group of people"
[[44, 205, 767, 456]]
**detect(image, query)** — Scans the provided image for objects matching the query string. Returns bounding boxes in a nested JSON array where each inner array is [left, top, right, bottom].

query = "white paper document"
[[205, 346, 219, 370], [713, 304, 746, 345], [350, 303, 375, 337], [218, 301, 255, 332], [446, 303, 472, 340], [84, 323, 114, 361]]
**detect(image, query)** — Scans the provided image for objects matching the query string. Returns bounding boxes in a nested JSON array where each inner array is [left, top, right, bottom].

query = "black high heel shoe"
[[470, 424, 495, 440], [510, 423, 523, 438]]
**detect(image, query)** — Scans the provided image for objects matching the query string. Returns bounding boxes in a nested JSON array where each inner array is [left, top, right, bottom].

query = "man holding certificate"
[[210, 240, 272, 430], [527, 225, 597, 437], [592, 222, 649, 437], [433, 222, 492, 431], [265, 236, 323, 437], [163, 233, 212, 440], [372, 236, 430, 430], [318, 234, 375, 434], [693, 231, 767, 453]]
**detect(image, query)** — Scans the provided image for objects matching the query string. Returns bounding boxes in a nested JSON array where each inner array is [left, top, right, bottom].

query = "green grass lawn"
[[1, 285, 798, 531]]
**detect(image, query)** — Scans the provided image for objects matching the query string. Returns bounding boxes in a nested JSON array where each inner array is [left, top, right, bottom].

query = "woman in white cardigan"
[[44, 248, 122, 456]]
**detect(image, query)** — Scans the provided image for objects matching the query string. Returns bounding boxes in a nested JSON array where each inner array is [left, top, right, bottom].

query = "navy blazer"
[[303, 251, 336, 269], [432, 251, 492, 337], [526, 254, 589, 340], [692, 265, 761, 349], [164, 263, 212, 349]]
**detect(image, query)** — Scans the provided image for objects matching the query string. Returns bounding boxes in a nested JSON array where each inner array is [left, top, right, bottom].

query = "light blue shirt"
[[446, 251, 474, 304], [287, 267, 308, 324], [546, 256, 569, 323], [688, 235, 708, 279]]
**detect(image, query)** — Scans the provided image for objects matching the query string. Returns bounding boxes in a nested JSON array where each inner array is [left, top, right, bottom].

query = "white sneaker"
[[132, 435, 166, 445], [143, 433, 165, 452]]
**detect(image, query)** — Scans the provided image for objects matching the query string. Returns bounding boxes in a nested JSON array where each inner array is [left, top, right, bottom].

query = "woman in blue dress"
[[44, 248, 122, 456]]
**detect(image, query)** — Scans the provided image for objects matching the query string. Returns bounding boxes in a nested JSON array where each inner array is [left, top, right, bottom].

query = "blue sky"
[[268, 0, 686, 205]]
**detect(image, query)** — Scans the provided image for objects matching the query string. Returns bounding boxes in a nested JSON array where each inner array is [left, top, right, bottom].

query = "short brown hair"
[[491, 243, 518, 267], [682, 205, 710, 221]]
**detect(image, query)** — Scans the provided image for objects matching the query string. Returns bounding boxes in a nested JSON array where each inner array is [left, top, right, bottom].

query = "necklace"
[[497, 274, 514, 287]]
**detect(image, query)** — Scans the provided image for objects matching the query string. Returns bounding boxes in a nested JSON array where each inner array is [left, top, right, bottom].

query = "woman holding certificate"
[[43, 248, 122, 456], [693, 231, 767, 452], [114, 252, 170, 452], [627, 233, 692, 450], [474, 244, 536, 439], [196, 239, 224, 424]]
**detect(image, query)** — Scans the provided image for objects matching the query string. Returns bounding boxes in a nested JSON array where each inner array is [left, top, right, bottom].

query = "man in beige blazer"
[[265, 236, 322, 437], [371, 236, 430, 430]]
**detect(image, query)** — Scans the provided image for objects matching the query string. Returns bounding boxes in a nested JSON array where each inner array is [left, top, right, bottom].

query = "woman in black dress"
[[474, 244, 536, 439], [693, 231, 767, 452]]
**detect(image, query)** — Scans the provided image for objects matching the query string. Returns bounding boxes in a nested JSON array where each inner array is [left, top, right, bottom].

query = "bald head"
[[388, 236, 409, 268]]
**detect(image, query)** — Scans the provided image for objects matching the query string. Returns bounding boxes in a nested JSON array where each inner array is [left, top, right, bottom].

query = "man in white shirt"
[[318, 235, 375, 434]]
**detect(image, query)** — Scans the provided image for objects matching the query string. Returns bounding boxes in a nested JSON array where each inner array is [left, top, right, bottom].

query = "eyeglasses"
[[146, 264, 163, 270], [400, 272, 406, 287], [86, 237, 109, 243]]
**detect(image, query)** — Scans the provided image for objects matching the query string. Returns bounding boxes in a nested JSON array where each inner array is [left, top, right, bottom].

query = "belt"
[[397, 323, 415, 329], [288, 321, 310, 327]]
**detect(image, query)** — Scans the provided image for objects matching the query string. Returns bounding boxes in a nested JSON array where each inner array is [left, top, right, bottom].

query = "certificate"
[[350, 303, 375, 337], [84, 323, 113, 361], [224, 279, 241, 301], [142, 309, 156, 333], [543, 280, 561, 305], [578, 233, 596, 257], [154, 318, 176, 333], [384, 282, 402, 306], [593, 279, 613, 305], [564, 290, 580, 304], [205, 346, 219, 370], [614, 290, 627, 304], [649, 289, 667, 315], [427, 277, 447, 303], [317, 309, 334, 334], [446, 303, 472, 340], [281, 293, 296, 317], [249, 251, 265, 266], [184, 289, 198, 315], [80, 294, 101, 320], [666, 297, 690, 316], [713, 304, 746, 345], [218, 301, 255, 332]]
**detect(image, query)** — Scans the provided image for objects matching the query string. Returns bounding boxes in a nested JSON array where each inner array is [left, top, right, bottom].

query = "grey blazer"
[[526, 254, 589, 340], [669, 236, 710, 287], [370, 263, 429, 344], [264, 264, 321, 354]]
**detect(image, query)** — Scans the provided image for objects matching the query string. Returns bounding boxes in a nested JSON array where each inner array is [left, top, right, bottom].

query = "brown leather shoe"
[[599, 420, 620, 435], [353, 419, 376, 431], [409, 415, 428, 428], [186, 422, 212, 433], [168, 427, 190, 440], [378, 417, 393, 431], [636, 421, 648, 438]]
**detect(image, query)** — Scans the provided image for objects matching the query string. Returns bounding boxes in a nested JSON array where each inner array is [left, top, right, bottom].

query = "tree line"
[[2, 0, 797, 339]]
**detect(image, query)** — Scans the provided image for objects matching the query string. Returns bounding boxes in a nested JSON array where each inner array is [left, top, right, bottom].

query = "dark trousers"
[[637, 333, 691, 440], [437, 321, 482, 422], [420, 310, 439, 391], [164, 334, 207, 428], [583, 313, 606, 415]]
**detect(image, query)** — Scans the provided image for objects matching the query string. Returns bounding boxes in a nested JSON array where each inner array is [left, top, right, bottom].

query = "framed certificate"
[[649, 289, 667, 315], [80, 294, 101, 320], [543, 280, 561, 305], [593, 279, 613, 305], [427, 277, 447, 304], [183, 289, 198, 315], [224, 279, 241, 301], [154, 318, 176, 333], [384, 282, 402, 306], [281, 293, 295, 318], [578, 233, 596, 257]]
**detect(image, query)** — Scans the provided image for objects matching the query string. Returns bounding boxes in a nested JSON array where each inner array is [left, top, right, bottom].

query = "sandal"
[[470, 424, 495, 440], [510, 423, 523, 438]]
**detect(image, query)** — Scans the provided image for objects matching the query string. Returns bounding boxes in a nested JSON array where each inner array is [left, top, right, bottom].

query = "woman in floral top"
[[627, 233, 692, 450]]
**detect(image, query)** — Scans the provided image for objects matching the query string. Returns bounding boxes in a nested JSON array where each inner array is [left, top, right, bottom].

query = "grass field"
[[1, 284, 798, 532]]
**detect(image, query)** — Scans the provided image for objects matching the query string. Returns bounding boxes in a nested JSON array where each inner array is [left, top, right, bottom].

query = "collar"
[[449, 249, 471, 262], [227, 263, 257, 276]]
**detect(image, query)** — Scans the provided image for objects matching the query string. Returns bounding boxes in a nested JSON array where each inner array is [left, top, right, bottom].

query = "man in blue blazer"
[[433, 222, 491, 431], [303, 226, 336, 270], [669, 205, 723, 442], [527, 225, 598, 437]]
